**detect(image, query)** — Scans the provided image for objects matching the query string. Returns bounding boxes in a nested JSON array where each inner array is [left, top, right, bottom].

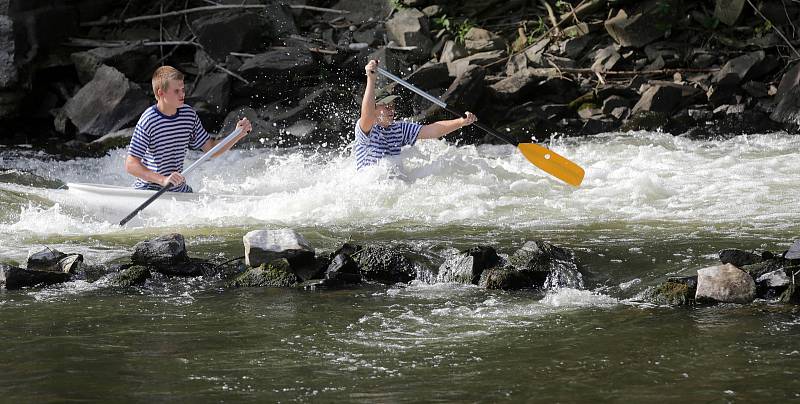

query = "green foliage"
[[527, 17, 547, 44], [755, 19, 773, 38], [433, 14, 476, 44], [555, 0, 571, 14], [456, 19, 475, 44], [390, 0, 406, 11]]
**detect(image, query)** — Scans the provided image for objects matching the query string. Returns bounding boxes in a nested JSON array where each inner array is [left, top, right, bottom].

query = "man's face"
[[158, 79, 185, 107], [376, 103, 395, 126]]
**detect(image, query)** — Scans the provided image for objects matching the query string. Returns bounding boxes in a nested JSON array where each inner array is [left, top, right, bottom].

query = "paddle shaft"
[[375, 67, 516, 145], [118, 127, 243, 226]]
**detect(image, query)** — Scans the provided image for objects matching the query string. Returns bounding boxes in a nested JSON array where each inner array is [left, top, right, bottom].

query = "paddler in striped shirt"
[[354, 59, 477, 170], [125, 66, 252, 192]]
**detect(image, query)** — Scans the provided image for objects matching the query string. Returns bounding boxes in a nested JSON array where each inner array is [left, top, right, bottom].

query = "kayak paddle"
[[375, 66, 585, 187], [118, 127, 243, 226]]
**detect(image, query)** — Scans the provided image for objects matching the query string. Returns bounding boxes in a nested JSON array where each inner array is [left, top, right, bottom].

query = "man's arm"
[[201, 118, 252, 156], [359, 59, 378, 134], [418, 112, 477, 139], [125, 155, 184, 187]]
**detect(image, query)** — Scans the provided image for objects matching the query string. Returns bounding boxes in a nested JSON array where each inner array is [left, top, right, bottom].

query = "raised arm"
[[201, 118, 252, 157], [418, 112, 477, 140], [359, 59, 379, 134]]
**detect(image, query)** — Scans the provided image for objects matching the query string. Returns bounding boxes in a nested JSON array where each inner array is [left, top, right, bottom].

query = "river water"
[[1, 131, 799, 402]]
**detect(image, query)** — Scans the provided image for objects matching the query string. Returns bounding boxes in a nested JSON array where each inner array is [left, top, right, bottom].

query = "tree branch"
[[81, 4, 348, 27]]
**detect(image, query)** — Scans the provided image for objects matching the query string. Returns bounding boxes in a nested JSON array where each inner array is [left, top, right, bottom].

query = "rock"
[[741, 81, 770, 98], [0, 15, 16, 88], [770, 86, 800, 125], [261, 2, 298, 38], [741, 258, 789, 280], [88, 127, 134, 154], [621, 111, 669, 131], [447, 50, 504, 78], [0, 264, 70, 290], [775, 62, 800, 105], [719, 248, 762, 267], [650, 276, 697, 305], [439, 40, 467, 64], [505, 38, 549, 76], [490, 69, 542, 102], [602, 95, 631, 114], [218, 106, 275, 146], [424, 65, 486, 122], [57, 254, 83, 274], [755, 269, 791, 299], [479, 268, 536, 290], [631, 85, 683, 114], [332, 0, 393, 25], [132, 233, 189, 268], [610, 106, 630, 120], [779, 284, 800, 304], [786, 239, 800, 260], [591, 44, 622, 72], [191, 11, 261, 60], [61, 65, 150, 137], [715, 0, 746, 26], [437, 246, 501, 285], [0, 90, 21, 119], [407, 61, 450, 90], [384, 8, 433, 59], [354, 245, 416, 284], [228, 259, 298, 288], [70, 44, 154, 84], [712, 51, 765, 85], [236, 47, 314, 96], [110, 265, 151, 288], [604, 0, 679, 48], [509, 240, 582, 289], [8, 4, 79, 67], [243, 229, 315, 270], [695, 263, 756, 304], [463, 27, 504, 54], [26, 247, 67, 272], [187, 72, 230, 114], [561, 34, 596, 60], [325, 253, 361, 284]]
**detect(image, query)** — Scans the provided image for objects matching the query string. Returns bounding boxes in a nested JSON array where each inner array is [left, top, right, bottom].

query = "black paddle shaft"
[[375, 67, 518, 146], [118, 184, 172, 226], [440, 105, 518, 146]]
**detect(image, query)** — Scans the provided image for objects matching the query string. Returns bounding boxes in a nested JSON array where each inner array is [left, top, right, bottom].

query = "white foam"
[[1, 132, 799, 238]]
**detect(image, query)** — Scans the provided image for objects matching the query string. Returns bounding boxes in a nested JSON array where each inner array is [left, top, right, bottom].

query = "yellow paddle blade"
[[517, 143, 585, 187]]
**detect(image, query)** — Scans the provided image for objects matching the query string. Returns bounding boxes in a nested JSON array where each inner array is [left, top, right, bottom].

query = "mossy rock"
[[621, 111, 669, 132], [110, 265, 151, 287], [227, 258, 298, 288], [650, 276, 697, 306]]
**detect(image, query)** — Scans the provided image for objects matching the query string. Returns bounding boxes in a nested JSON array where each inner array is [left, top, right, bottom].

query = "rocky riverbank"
[[0, 0, 798, 156], [2, 229, 798, 306]]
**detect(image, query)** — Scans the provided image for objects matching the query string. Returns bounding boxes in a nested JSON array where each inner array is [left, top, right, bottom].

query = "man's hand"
[[365, 59, 378, 79], [461, 111, 477, 127], [236, 117, 252, 134], [161, 172, 185, 187]]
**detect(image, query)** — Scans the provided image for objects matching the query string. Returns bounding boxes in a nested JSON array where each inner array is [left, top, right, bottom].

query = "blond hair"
[[151, 66, 184, 101]]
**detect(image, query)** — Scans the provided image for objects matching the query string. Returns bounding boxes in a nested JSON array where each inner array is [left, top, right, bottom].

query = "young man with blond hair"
[[355, 59, 477, 169], [125, 66, 252, 192]]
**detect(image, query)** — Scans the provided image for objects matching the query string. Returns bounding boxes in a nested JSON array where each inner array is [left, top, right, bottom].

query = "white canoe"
[[65, 182, 252, 215]]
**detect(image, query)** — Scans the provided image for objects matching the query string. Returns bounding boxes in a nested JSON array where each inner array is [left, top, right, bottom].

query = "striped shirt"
[[127, 104, 210, 192], [354, 120, 422, 169]]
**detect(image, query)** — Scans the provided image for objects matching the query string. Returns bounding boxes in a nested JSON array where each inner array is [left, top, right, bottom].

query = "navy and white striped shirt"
[[127, 105, 210, 192], [354, 120, 422, 169]]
